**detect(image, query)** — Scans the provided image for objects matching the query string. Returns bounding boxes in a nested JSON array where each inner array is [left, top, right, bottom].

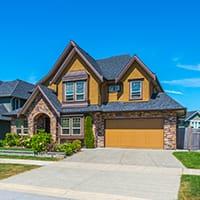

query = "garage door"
[[105, 119, 164, 149]]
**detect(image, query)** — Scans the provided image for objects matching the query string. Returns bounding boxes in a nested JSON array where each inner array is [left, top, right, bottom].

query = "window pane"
[[76, 94, 84, 100], [23, 129, 28, 134], [76, 81, 85, 101], [73, 129, 80, 135], [76, 81, 84, 93], [62, 129, 70, 135], [131, 81, 142, 99], [16, 119, 23, 128], [109, 84, 120, 92], [73, 118, 81, 127], [17, 129, 21, 134], [61, 118, 69, 127], [24, 120, 28, 128], [65, 82, 74, 101]]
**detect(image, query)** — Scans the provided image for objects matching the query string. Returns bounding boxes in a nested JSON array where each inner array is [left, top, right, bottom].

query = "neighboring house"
[[184, 111, 200, 129], [0, 80, 34, 139], [9, 41, 185, 149]]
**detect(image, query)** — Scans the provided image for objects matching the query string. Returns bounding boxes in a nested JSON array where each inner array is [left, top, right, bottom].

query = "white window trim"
[[190, 120, 200, 129], [61, 117, 82, 136], [75, 81, 86, 101], [130, 80, 142, 100], [16, 120, 28, 135], [65, 81, 86, 102]]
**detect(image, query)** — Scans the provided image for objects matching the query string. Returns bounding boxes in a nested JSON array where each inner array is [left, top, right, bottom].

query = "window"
[[65, 82, 74, 101], [61, 118, 70, 135], [16, 119, 28, 135], [108, 84, 121, 93], [65, 81, 86, 102], [76, 81, 85, 101], [12, 98, 21, 110], [72, 117, 81, 135], [61, 117, 82, 135], [130, 80, 142, 99]]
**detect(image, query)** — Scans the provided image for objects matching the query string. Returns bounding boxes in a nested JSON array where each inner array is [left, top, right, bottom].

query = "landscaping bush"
[[31, 130, 52, 153], [72, 140, 82, 152], [0, 140, 4, 147], [20, 136, 32, 149], [55, 140, 81, 156], [64, 143, 73, 156], [84, 116, 95, 148], [4, 133, 20, 147], [55, 143, 67, 152]]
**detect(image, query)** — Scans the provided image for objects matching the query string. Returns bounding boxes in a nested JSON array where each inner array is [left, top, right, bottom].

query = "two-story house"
[[9, 41, 185, 149], [0, 80, 34, 139], [184, 111, 200, 128]]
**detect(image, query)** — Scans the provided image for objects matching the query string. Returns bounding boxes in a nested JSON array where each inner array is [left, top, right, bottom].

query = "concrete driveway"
[[0, 149, 183, 200], [66, 148, 183, 168]]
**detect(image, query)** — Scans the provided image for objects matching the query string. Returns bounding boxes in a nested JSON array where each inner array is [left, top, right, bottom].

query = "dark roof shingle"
[[0, 80, 34, 99], [39, 85, 62, 113], [61, 93, 185, 114], [97, 55, 132, 80], [0, 104, 11, 121]]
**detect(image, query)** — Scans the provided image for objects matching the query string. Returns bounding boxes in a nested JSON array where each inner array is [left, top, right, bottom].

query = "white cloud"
[[162, 78, 200, 87], [177, 63, 200, 71], [165, 90, 183, 95]]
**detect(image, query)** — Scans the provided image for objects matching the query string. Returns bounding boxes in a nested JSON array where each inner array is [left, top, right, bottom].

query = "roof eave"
[[51, 46, 103, 84], [19, 85, 60, 117], [115, 55, 156, 83]]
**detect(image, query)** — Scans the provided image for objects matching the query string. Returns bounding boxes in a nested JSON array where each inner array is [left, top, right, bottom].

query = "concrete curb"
[[0, 158, 55, 166]]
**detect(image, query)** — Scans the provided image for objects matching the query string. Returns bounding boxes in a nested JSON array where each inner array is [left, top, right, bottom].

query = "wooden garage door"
[[105, 119, 164, 149]]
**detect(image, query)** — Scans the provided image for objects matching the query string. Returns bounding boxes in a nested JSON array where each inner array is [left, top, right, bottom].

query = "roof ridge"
[[96, 54, 131, 61], [10, 79, 20, 97]]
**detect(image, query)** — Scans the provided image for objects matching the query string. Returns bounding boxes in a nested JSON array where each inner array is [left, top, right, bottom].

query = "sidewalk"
[[0, 158, 55, 166], [183, 168, 200, 175]]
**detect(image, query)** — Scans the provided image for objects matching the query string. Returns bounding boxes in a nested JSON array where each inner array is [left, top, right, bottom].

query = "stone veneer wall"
[[92, 111, 177, 150], [12, 94, 58, 141]]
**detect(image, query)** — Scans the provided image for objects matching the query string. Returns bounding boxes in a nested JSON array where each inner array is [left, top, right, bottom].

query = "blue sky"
[[0, 0, 199, 110]]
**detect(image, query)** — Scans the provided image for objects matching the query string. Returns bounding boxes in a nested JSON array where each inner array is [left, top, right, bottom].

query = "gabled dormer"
[[39, 41, 163, 107]]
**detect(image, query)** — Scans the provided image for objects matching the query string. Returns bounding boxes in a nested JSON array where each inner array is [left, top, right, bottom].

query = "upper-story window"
[[130, 80, 142, 100], [108, 84, 121, 93], [65, 80, 86, 102]]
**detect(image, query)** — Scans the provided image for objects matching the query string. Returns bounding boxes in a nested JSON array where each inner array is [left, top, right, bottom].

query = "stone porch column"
[[164, 115, 177, 150]]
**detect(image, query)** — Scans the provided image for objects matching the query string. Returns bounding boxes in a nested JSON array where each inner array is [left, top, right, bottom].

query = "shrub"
[[31, 131, 52, 153], [4, 133, 20, 147], [55, 143, 68, 152], [20, 136, 32, 149], [64, 144, 73, 156], [72, 140, 82, 152], [0, 140, 4, 147], [55, 140, 81, 156], [84, 116, 95, 148]]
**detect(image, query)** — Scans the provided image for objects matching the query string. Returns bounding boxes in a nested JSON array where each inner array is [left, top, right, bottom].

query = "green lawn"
[[0, 147, 33, 151], [179, 175, 200, 200], [0, 154, 62, 161], [173, 152, 200, 169], [0, 163, 39, 180]]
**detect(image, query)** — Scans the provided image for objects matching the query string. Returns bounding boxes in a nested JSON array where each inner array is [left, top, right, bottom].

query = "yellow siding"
[[48, 84, 57, 92], [55, 55, 101, 104], [107, 62, 151, 102]]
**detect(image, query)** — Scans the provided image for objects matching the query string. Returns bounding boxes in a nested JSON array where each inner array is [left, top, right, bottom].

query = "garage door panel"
[[105, 119, 164, 149], [106, 119, 163, 129]]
